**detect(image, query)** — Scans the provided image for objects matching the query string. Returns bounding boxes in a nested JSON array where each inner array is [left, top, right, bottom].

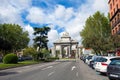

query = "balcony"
[[110, 9, 120, 21], [112, 19, 120, 29]]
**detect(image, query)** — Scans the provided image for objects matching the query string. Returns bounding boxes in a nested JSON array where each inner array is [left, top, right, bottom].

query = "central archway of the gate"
[[61, 45, 71, 58], [61, 45, 76, 58], [54, 44, 78, 59]]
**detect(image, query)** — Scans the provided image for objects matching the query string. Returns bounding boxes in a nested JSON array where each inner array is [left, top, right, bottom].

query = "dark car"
[[83, 56, 87, 63], [18, 56, 32, 61], [107, 57, 120, 80], [0, 57, 2, 62]]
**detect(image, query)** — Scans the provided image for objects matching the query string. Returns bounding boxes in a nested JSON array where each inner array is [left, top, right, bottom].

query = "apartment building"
[[108, 0, 120, 35]]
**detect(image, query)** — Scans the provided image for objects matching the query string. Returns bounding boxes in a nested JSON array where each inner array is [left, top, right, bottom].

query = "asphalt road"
[[0, 60, 109, 80]]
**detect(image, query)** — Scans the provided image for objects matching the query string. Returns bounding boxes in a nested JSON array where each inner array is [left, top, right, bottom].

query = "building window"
[[119, 13, 120, 19], [116, 28, 117, 34], [110, 4, 112, 9], [113, 30, 115, 34], [113, 0, 114, 5], [117, 4, 118, 10], [118, 25, 120, 31], [118, 14, 120, 19], [111, 12, 113, 16], [118, 14, 119, 20], [115, 18, 116, 23], [114, 8, 115, 14], [112, 20, 114, 25]]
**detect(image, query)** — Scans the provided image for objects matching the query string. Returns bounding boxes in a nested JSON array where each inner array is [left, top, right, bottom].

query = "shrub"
[[3, 53, 18, 64], [45, 57, 59, 62]]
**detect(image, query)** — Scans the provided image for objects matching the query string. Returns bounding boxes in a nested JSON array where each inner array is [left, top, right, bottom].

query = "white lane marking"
[[16, 62, 59, 73], [48, 71, 54, 76], [17, 71, 23, 73], [17, 66, 31, 73], [42, 66, 53, 70], [76, 72, 78, 77], [71, 66, 76, 71], [23, 66, 31, 68], [17, 66, 53, 73], [38, 65, 45, 68]]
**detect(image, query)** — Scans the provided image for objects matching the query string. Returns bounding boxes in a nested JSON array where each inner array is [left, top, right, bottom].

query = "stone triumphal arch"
[[53, 32, 79, 58]]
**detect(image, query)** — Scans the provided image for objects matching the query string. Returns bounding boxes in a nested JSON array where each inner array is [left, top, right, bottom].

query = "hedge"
[[3, 53, 18, 64]]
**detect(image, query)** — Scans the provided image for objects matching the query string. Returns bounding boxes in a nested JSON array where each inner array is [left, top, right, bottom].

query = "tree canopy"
[[33, 26, 51, 51], [80, 11, 111, 54], [0, 23, 30, 54]]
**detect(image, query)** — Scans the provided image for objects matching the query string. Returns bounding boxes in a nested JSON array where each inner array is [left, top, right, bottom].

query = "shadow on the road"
[[0, 71, 18, 76], [96, 72, 107, 77], [100, 73, 107, 76]]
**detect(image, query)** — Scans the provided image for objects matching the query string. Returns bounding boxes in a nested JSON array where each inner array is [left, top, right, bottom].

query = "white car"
[[94, 56, 117, 73]]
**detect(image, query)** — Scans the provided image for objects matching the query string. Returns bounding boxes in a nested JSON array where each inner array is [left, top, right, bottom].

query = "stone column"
[[76, 44, 79, 59], [68, 45, 71, 58], [67, 46, 69, 57], [76, 44, 78, 59], [53, 44, 56, 57], [59, 45, 62, 58]]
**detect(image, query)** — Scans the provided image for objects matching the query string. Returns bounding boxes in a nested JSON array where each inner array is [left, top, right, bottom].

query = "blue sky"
[[0, 0, 109, 47], [32, 0, 85, 9]]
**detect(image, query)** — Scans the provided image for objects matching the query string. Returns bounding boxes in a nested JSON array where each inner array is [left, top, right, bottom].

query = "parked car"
[[107, 57, 120, 80], [80, 55, 84, 60], [94, 56, 117, 74], [0, 57, 2, 62], [18, 56, 32, 61], [82, 55, 88, 63], [85, 55, 93, 65], [89, 56, 102, 69]]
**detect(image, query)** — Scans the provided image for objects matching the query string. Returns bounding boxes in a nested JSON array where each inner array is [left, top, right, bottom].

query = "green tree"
[[23, 47, 37, 60], [23, 47, 36, 56], [80, 11, 111, 54], [0, 24, 30, 55], [33, 26, 51, 60], [110, 35, 120, 50], [41, 48, 50, 59]]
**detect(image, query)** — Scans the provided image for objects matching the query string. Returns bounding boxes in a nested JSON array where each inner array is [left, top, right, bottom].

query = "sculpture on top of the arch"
[[62, 32, 70, 37]]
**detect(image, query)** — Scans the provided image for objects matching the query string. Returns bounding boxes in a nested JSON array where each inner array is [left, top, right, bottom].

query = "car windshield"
[[87, 56, 92, 60], [99, 57, 107, 62], [95, 57, 102, 62]]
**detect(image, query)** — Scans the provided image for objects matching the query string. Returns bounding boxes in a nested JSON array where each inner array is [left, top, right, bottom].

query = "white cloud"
[[10, 0, 31, 10], [54, 5, 74, 22], [54, 5, 65, 20], [24, 25, 34, 46], [24, 25, 34, 37], [0, 0, 31, 24], [0, 4, 22, 24], [26, 5, 75, 27], [26, 7, 46, 24], [48, 29, 59, 47], [92, 0, 109, 14]]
